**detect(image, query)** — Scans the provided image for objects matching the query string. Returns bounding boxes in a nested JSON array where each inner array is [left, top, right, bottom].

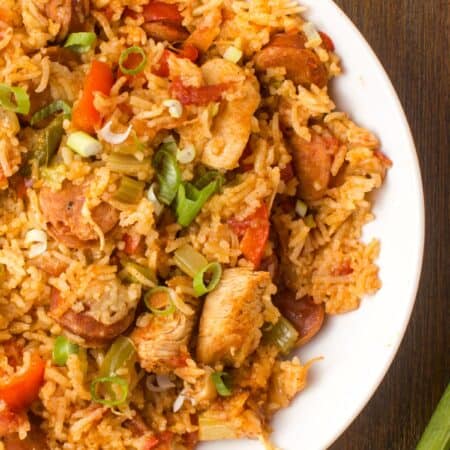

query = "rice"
[[0, 0, 391, 448]]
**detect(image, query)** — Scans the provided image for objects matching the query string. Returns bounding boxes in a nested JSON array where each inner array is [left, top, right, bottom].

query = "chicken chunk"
[[39, 181, 119, 248], [131, 311, 195, 373], [254, 33, 328, 88], [197, 268, 272, 367], [200, 59, 260, 170], [288, 130, 339, 201]]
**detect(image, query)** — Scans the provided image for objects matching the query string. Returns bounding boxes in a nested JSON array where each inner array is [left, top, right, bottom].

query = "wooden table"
[[328, 1, 449, 449]]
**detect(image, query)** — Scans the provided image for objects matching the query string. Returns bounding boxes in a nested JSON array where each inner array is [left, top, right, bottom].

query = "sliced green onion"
[[67, 131, 102, 157], [119, 46, 147, 75], [90, 375, 129, 406], [223, 46, 242, 63], [176, 145, 196, 164], [30, 115, 64, 167], [144, 287, 176, 316], [176, 180, 219, 227], [198, 416, 238, 441], [193, 262, 222, 297], [119, 260, 156, 286], [64, 32, 97, 53], [99, 336, 136, 378], [417, 384, 450, 450], [106, 153, 151, 176], [0, 84, 30, 115], [304, 214, 316, 228], [152, 147, 181, 205], [211, 371, 232, 397], [163, 99, 183, 118], [161, 135, 178, 153], [263, 316, 299, 355], [30, 100, 71, 127], [52, 335, 79, 366], [295, 199, 307, 217], [194, 169, 225, 191], [173, 244, 208, 278], [114, 176, 145, 203]]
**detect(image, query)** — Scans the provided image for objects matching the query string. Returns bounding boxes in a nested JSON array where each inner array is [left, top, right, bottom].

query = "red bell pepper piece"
[[72, 61, 114, 134], [229, 203, 270, 268], [0, 352, 45, 412], [319, 31, 335, 52], [170, 78, 230, 105]]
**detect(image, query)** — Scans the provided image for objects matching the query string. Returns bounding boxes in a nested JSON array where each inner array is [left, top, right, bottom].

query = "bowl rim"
[[322, 1, 425, 446]]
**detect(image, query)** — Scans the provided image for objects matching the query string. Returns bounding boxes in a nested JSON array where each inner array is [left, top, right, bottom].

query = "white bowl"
[[200, 1, 425, 449]]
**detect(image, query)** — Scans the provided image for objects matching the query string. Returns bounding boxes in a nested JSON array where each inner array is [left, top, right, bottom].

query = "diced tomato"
[[170, 78, 230, 105], [143, 435, 159, 450], [72, 61, 114, 134], [229, 203, 270, 268], [280, 162, 294, 182], [0, 352, 45, 412], [143, 2, 183, 24], [319, 31, 335, 52], [153, 49, 171, 77], [123, 233, 142, 255], [153, 45, 198, 78], [178, 44, 199, 62], [374, 149, 393, 168], [331, 260, 353, 276]]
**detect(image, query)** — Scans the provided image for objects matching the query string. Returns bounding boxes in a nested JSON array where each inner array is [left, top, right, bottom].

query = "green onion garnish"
[[295, 199, 307, 217], [119, 260, 156, 286], [144, 287, 176, 316], [304, 214, 316, 228], [152, 147, 181, 205], [99, 336, 136, 378], [173, 244, 208, 278], [90, 375, 129, 406], [194, 169, 224, 191], [114, 176, 145, 203], [52, 335, 79, 366], [193, 262, 222, 297], [119, 46, 147, 76], [416, 383, 450, 450], [30, 115, 65, 167], [0, 84, 30, 115], [67, 131, 102, 157], [30, 100, 71, 127], [106, 153, 151, 176], [64, 32, 97, 53], [263, 316, 299, 355], [175, 180, 219, 227], [211, 371, 232, 397]]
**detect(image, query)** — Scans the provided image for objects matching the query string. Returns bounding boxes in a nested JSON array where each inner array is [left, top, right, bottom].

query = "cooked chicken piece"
[[288, 130, 339, 201], [197, 268, 271, 367], [200, 59, 260, 170], [39, 181, 119, 248], [254, 33, 328, 88], [273, 291, 325, 346], [144, 21, 189, 43], [131, 311, 195, 373], [185, 9, 222, 53]]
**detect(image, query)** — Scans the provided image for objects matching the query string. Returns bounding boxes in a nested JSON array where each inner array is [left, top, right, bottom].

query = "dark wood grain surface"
[[328, 1, 449, 449]]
